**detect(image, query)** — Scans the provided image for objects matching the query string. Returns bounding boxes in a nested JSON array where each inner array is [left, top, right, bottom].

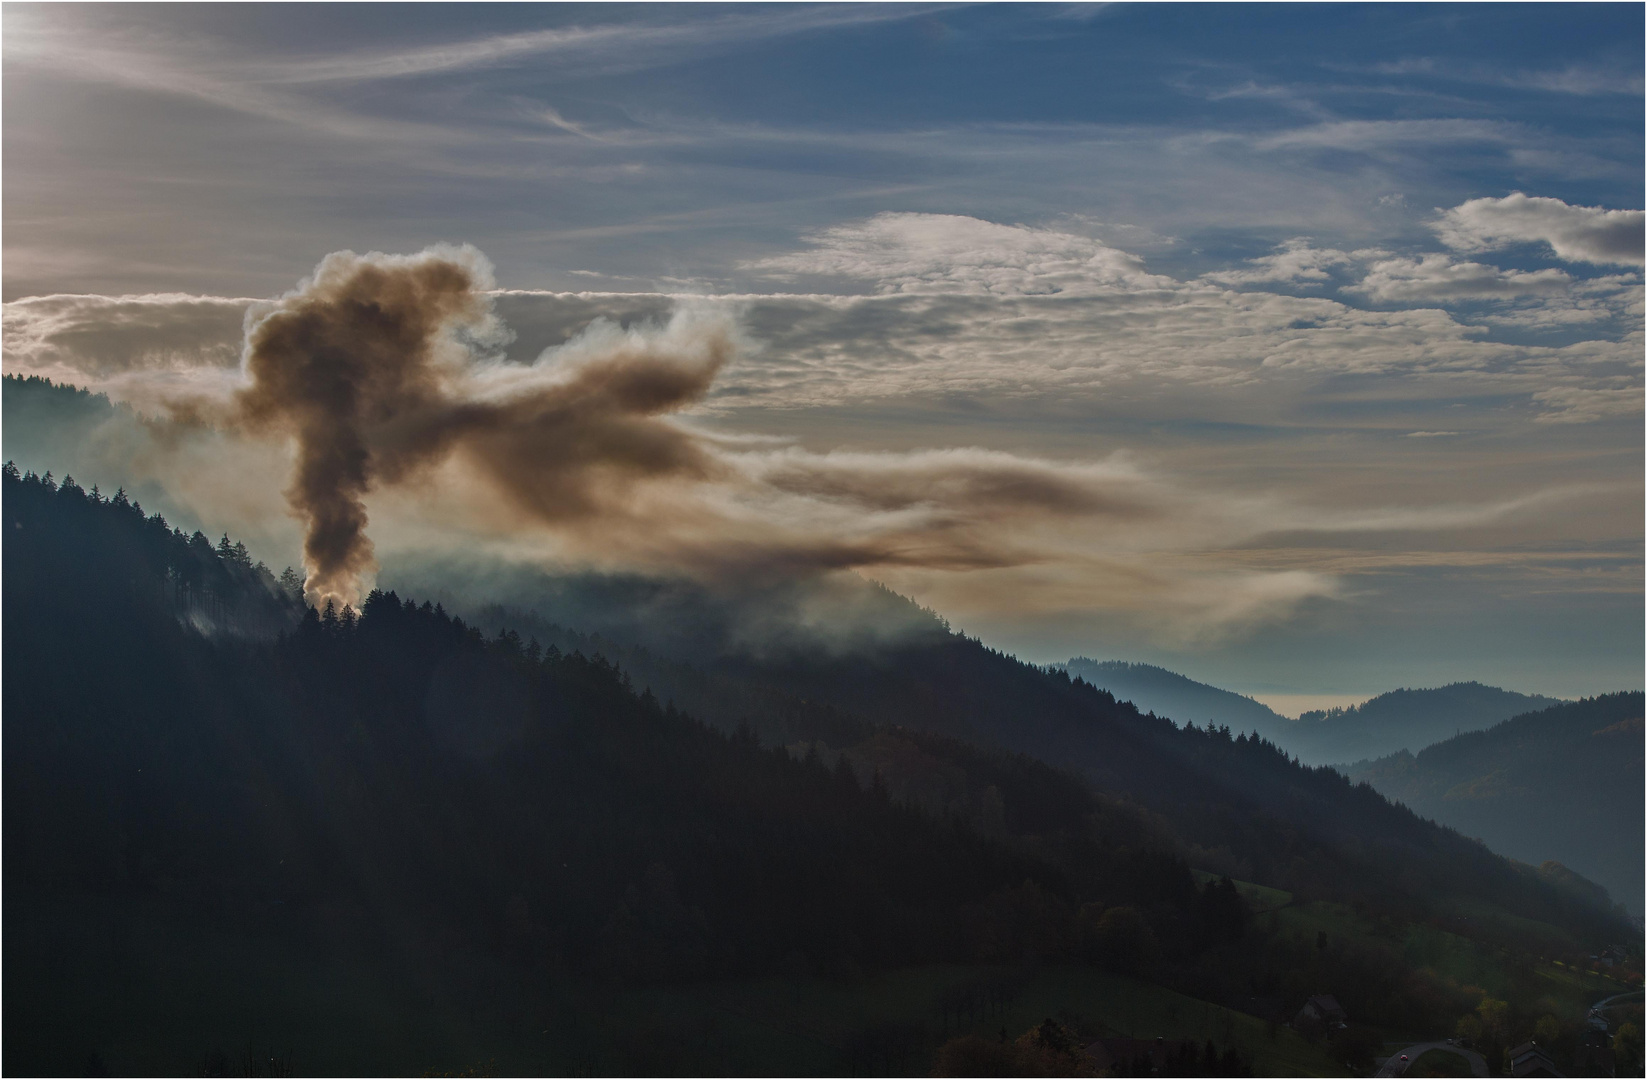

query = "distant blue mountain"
[[1345, 694, 1644, 915], [1290, 682, 1562, 766]]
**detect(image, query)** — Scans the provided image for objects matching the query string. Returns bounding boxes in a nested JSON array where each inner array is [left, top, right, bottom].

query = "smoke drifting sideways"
[[234, 246, 732, 607], [2, 245, 1614, 651], [172, 243, 1350, 638]]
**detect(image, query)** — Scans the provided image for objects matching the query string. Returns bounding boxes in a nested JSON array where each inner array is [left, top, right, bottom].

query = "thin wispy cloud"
[[251, 5, 952, 86], [1253, 118, 1523, 153], [2, 26, 459, 143], [1350, 57, 1644, 97], [3, 5, 947, 144]]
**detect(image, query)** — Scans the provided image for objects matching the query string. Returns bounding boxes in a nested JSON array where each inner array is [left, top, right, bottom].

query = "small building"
[[1292, 994, 1348, 1031], [1509, 1040, 1563, 1078]]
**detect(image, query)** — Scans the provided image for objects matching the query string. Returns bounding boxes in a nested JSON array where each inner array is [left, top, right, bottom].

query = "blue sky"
[[4, 3, 1642, 704]]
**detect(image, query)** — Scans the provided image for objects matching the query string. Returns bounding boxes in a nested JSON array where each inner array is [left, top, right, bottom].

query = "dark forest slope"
[[463, 589, 1629, 931], [689, 626, 1627, 933], [1, 464, 1248, 1073], [3, 462, 1637, 1074]]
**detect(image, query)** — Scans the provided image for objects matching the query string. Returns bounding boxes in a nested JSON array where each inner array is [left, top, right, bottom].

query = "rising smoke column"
[[236, 246, 734, 607], [238, 248, 495, 605]]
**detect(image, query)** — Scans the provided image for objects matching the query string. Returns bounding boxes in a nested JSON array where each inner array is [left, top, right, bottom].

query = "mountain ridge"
[[1060, 658, 1292, 741]]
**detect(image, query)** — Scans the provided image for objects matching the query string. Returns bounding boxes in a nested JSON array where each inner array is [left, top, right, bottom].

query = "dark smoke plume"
[[236, 247, 732, 606], [221, 245, 1338, 635]]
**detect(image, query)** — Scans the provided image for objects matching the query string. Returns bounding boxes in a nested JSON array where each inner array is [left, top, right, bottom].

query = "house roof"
[[1509, 1041, 1563, 1078]]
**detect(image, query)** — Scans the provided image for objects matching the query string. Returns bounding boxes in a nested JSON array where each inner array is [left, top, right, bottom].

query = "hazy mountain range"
[[1344, 697, 1645, 915], [1062, 658, 1563, 767], [1290, 684, 1564, 766]]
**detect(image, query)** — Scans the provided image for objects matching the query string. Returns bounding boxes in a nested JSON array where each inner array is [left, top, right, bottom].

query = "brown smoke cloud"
[[217, 245, 1387, 635], [234, 246, 732, 606]]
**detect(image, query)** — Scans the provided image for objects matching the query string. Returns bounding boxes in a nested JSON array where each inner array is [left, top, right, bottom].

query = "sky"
[[3, 3, 1642, 705]]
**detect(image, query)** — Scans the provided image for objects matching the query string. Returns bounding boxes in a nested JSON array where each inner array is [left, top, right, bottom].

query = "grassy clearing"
[[1193, 869, 1295, 914], [1260, 897, 1618, 1027], [1434, 896, 1581, 957]]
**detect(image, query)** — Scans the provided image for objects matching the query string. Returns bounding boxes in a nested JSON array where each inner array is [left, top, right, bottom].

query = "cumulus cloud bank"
[[1436, 193, 1645, 266]]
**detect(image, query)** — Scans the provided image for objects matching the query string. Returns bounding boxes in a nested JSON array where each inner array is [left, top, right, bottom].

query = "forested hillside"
[[670, 620, 1625, 935], [0, 464, 1251, 1074], [460, 589, 1626, 932], [3, 462, 1638, 1075], [1345, 697, 1645, 914]]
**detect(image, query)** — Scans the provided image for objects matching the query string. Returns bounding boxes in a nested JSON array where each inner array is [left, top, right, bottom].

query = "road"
[[1588, 986, 1645, 1031], [1591, 988, 1643, 1012], [1374, 1041, 1487, 1078]]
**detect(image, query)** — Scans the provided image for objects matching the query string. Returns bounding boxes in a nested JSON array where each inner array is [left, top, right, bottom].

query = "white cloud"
[[1435, 193, 1645, 266], [9, 216, 1640, 436], [1, 293, 255, 406], [745, 212, 1174, 296], [1347, 253, 1572, 304], [1202, 239, 1356, 286], [1530, 385, 1644, 424]]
